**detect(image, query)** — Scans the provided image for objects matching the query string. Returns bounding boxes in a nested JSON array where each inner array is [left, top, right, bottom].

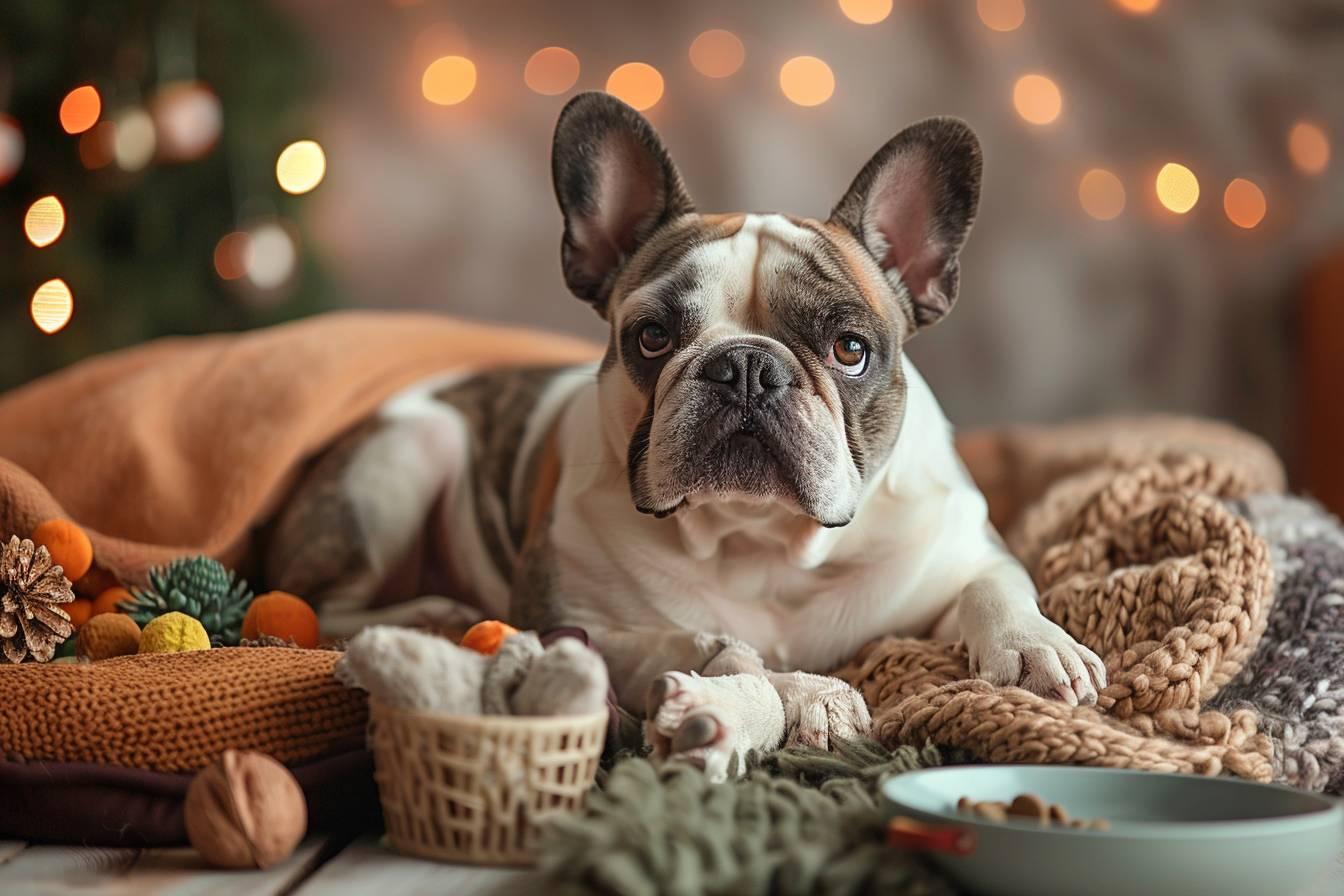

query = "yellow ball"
[[139, 612, 211, 654]]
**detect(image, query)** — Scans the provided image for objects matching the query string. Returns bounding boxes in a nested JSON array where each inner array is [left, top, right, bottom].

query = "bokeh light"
[[112, 109, 157, 172], [1223, 178, 1266, 229], [31, 279, 74, 335], [24, 196, 65, 247], [977, 0, 1025, 32], [422, 55, 477, 106], [606, 62, 664, 111], [839, 0, 893, 25], [151, 82, 223, 162], [276, 140, 327, 195], [1013, 74, 1061, 125], [1155, 162, 1200, 213], [1288, 121, 1330, 175], [78, 121, 116, 169], [214, 232, 250, 281], [1112, 0, 1161, 13], [524, 47, 580, 95], [780, 56, 835, 107], [59, 85, 101, 135], [245, 223, 297, 290], [0, 116, 23, 186], [1078, 169, 1126, 221], [689, 30, 746, 79]]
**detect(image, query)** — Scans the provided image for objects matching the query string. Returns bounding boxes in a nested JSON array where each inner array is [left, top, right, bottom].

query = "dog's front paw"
[[968, 617, 1107, 706], [767, 671, 872, 749], [644, 672, 785, 782]]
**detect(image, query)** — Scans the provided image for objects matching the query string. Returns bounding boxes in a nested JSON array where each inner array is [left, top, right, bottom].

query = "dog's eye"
[[827, 334, 868, 376], [638, 323, 673, 359]]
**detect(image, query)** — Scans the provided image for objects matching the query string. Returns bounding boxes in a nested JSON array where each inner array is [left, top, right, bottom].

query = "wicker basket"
[[368, 699, 607, 865]]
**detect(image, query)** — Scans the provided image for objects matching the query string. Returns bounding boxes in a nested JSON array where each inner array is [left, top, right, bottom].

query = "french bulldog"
[[267, 92, 1106, 780]]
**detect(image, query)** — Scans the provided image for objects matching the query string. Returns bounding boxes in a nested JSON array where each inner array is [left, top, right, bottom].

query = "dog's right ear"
[[552, 92, 694, 314]]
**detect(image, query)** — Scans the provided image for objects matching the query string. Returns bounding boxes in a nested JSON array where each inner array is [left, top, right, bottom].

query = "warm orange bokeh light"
[[422, 55, 477, 106], [1112, 0, 1161, 13], [524, 47, 580, 95], [78, 121, 116, 169], [1155, 163, 1200, 214], [780, 56, 835, 107], [977, 0, 1025, 32], [59, 85, 102, 135], [24, 196, 65, 247], [1013, 74, 1061, 125], [1288, 121, 1330, 175], [689, 30, 746, 79], [1078, 169, 1126, 221], [1223, 178, 1266, 229], [214, 232, 250, 281], [839, 0, 893, 25], [606, 62, 664, 111], [31, 279, 74, 335]]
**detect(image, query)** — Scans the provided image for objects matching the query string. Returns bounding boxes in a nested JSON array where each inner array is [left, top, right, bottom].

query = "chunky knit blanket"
[[838, 416, 1343, 788], [1211, 494, 1344, 792]]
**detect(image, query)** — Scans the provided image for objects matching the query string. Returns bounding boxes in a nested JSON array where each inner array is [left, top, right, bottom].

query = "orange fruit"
[[32, 518, 93, 581], [241, 591, 320, 648], [459, 620, 520, 655], [93, 586, 133, 617], [65, 598, 94, 629]]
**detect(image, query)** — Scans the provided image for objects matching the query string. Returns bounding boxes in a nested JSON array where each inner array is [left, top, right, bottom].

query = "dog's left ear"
[[552, 92, 694, 314], [829, 117, 982, 331]]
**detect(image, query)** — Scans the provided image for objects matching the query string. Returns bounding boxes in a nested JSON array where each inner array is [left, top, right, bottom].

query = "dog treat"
[[958, 793, 1110, 831]]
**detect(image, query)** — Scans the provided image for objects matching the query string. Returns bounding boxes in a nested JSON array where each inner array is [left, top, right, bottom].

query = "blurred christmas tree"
[[0, 1, 342, 391]]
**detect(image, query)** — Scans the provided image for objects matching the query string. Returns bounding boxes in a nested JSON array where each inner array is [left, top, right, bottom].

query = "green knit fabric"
[[539, 739, 956, 896]]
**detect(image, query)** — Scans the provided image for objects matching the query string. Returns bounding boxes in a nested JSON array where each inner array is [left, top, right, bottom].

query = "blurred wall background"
[[4, 0, 1343, 479]]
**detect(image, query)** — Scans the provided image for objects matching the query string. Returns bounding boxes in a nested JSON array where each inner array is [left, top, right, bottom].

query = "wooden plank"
[[0, 836, 333, 896], [292, 834, 541, 895], [0, 841, 30, 867]]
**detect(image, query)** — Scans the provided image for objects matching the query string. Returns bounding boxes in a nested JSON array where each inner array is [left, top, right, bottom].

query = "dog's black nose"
[[700, 345, 792, 403]]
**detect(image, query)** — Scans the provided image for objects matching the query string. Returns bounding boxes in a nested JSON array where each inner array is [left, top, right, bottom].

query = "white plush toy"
[[335, 625, 610, 717]]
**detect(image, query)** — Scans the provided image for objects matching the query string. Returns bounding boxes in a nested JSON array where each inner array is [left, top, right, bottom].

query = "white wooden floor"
[[1, 831, 1340, 895], [0, 835, 539, 896]]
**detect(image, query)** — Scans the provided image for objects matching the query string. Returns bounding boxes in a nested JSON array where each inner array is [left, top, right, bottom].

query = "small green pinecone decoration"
[[123, 556, 254, 647]]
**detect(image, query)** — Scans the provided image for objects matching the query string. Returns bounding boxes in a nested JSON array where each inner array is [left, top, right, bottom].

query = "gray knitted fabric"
[[1214, 494, 1344, 793], [539, 739, 954, 896]]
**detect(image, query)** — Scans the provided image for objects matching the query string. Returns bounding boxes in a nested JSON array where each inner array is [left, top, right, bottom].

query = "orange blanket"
[[0, 312, 599, 589]]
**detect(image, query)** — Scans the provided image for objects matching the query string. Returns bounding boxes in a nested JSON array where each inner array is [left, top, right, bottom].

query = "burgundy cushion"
[[0, 750, 381, 846]]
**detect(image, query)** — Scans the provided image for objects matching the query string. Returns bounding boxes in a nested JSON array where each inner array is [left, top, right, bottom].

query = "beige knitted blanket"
[[837, 415, 1286, 780]]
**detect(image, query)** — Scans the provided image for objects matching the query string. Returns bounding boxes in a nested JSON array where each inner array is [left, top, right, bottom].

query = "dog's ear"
[[829, 117, 981, 331], [552, 92, 694, 314]]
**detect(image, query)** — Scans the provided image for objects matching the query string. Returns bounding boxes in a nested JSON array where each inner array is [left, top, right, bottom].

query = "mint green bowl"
[[881, 765, 1342, 896]]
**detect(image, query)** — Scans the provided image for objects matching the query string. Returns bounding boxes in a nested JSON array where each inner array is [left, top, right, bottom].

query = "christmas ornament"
[[77, 612, 142, 660], [31, 518, 93, 581], [240, 592, 320, 649], [0, 535, 76, 663], [151, 81, 222, 162], [139, 611, 211, 654], [123, 556, 253, 646]]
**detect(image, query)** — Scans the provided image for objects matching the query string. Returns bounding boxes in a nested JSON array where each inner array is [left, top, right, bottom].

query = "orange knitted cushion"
[[0, 647, 366, 773]]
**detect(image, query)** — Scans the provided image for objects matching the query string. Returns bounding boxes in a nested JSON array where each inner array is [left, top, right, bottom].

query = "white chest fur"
[[540, 356, 1009, 673]]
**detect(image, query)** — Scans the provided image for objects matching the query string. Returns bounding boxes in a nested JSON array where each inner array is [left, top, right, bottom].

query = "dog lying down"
[[266, 92, 1106, 781]]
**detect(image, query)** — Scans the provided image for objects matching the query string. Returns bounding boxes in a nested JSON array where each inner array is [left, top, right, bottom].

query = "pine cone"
[[0, 535, 76, 663], [123, 556, 254, 646]]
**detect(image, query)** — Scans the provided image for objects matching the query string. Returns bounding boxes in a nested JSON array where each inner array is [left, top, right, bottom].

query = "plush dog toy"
[[334, 624, 609, 717]]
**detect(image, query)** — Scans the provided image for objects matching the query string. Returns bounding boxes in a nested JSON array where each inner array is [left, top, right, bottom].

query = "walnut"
[[185, 750, 307, 868]]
